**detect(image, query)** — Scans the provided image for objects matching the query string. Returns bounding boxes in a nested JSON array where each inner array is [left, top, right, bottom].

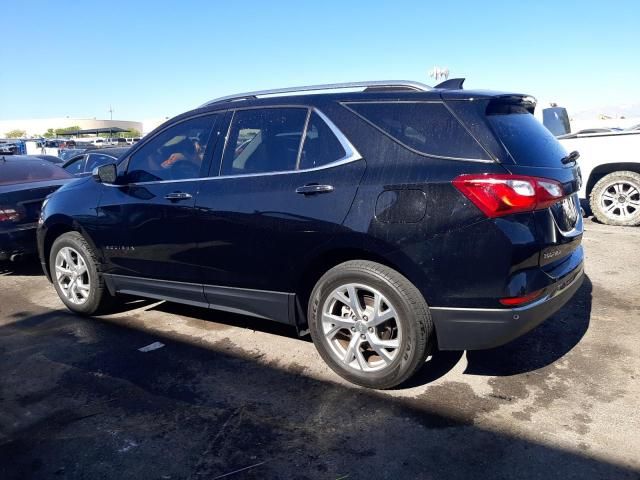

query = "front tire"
[[50, 232, 115, 315], [308, 260, 434, 389], [590, 171, 640, 226]]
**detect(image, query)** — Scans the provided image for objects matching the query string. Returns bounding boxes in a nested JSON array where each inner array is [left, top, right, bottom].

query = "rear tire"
[[308, 260, 434, 389], [50, 232, 115, 315], [590, 171, 640, 226]]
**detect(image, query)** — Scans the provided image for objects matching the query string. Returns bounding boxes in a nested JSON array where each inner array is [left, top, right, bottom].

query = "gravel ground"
[[0, 219, 639, 479]]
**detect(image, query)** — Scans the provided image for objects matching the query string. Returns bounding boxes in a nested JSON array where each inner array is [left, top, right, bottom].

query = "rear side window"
[[487, 110, 567, 167], [345, 102, 489, 160], [0, 159, 72, 185], [221, 108, 307, 175], [299, 112, 346, 169]]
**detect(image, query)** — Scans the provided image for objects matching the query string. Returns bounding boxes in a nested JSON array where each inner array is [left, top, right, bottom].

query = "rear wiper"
[[561, 150, 580, 165]]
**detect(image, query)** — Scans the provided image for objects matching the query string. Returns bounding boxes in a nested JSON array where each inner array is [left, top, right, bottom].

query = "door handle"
[[295, 184, 334, 195], [164, 192, 193, 201]]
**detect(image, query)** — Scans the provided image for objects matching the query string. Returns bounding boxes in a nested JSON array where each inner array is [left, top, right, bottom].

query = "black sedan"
[[0, 156, 73, 261], [62, 147, 129, 177]]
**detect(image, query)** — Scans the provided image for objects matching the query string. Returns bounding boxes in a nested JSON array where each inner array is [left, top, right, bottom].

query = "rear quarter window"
[[344, 101, 490, 160]]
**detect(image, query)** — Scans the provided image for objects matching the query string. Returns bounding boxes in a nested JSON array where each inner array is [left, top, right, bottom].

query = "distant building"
[[0, 118, 143, 137]]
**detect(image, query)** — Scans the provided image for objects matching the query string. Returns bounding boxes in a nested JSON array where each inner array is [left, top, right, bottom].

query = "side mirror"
[[92, 163, 117, 184]]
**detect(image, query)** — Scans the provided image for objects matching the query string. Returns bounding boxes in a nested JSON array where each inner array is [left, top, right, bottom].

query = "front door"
[[95, 113, 221, 285]]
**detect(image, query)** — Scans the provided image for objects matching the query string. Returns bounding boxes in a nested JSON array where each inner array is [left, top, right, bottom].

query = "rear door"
[[195, 106, 366, 304]]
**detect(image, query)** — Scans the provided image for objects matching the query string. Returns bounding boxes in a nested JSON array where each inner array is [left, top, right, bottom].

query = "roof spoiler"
[[434, 78, 465, 90]]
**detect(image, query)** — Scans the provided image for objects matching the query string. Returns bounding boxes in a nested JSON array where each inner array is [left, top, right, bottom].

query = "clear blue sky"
[[1, 0, 638, 121]]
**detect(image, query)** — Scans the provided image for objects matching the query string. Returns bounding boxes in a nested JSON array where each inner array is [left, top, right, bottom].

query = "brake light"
[[499, 289, 544, 306], [0, 207, 22, 222], [452, 174, 565, 218]]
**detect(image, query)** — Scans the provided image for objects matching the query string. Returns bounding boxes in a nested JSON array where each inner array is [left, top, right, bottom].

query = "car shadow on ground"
[[0, 282, 632, 480], [464, 275, 593, 377], [6, 255, 594, 386], [148, 275, 594, 389]]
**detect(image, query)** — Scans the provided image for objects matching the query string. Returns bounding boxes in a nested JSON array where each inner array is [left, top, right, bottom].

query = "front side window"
[[345, 102, 490, 160], [127, 114, 217, 182], [221, 108, 307, 175]]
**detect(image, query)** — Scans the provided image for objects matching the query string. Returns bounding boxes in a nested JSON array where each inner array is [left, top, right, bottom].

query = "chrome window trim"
[[109, 106, 363, 187], [341, 101, 495, 163], [295, 109, 312, 170]]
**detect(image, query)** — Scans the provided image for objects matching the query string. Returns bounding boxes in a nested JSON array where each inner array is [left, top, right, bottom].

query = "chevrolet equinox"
[[37, 80, 584, 389]]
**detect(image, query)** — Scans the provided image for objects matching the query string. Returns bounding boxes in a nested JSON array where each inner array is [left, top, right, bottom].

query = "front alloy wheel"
[[50, 231, 115, 315], [55, 246, 91, 305]]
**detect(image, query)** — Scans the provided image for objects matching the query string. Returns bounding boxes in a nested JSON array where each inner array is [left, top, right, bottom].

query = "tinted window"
[[346, 102, 489, 159], [86, 153, 116, 171], [299, 112, 346, 170], [63, 155, 85, 174], [488, 111, 567, 167], [221, 108, 307, 175], [0, 159, 72, 185], [127, 115, 217, 182]]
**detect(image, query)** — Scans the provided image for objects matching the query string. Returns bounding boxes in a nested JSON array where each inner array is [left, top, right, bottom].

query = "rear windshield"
[[0, 159, 72, 186], [345, 102, 490, 160], [488, 109, 568, 167]]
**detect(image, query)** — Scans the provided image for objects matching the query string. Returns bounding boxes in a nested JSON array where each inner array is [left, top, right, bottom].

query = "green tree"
[[125, 129, 141, 138], [43, 128, 56, 138], [54, 125, 82, 136], [5, 129, 26, 138]]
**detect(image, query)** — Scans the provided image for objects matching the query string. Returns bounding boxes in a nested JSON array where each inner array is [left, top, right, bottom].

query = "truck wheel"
[[308, 260, 434, 389], [590, 171, 640, 226]]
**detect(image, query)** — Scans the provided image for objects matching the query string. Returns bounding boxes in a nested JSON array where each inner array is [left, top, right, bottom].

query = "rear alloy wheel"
[[321, 283, 402, 373], [590, 171, 640, 226], [309, 260, 433, 389]]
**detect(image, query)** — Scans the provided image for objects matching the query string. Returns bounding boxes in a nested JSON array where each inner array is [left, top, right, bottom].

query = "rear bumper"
[[430, 262, 584, 350]]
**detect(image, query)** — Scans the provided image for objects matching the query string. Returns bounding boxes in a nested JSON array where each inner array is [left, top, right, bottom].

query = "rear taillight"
[[499, 289, 544, 307], [0, 207, 22, 223], [453, 174, 565, 218]]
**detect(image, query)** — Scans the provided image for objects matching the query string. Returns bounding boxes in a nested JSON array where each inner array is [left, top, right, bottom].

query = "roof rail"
[[199, 80, 431, 108]]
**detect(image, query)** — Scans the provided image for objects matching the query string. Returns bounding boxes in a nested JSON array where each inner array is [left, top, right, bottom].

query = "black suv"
[[37, 80, 584, 389]]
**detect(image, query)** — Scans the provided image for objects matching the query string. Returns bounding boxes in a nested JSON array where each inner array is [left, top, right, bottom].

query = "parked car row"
[[537, 105, 640, 226], [0, 156, 73, 261]]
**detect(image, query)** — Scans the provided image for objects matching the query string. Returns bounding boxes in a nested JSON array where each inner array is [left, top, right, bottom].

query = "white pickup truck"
[[540, 107, 640, 226]]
